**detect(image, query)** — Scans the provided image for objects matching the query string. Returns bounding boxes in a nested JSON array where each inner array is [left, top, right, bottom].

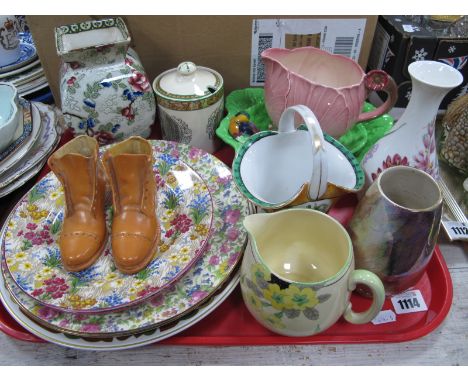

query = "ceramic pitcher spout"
[[243, 213, 274, 242]]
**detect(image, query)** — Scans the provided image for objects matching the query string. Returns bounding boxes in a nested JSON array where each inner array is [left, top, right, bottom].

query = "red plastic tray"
[[0, 142, 454, 345], [0, 201, 453, 345]]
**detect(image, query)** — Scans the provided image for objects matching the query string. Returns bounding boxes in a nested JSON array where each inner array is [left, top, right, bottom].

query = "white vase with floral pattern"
[[362, 60, 463, 188], [55, 17, 156, 145]]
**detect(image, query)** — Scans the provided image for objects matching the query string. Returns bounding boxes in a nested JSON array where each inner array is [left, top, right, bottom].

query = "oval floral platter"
[[0, 140, 249, 343], [3, 142, 215, 313]]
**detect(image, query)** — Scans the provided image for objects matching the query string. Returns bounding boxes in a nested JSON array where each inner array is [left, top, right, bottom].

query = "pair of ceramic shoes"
[[47, 135, 160, 275]]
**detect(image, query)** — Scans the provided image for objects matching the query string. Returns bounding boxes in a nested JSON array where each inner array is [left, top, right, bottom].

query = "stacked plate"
[[0, 100, 60, 198], [0, 32, 49, 97], [0, 140, 250, 350]]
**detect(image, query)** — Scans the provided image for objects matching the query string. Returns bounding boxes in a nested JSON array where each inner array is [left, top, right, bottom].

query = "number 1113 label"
[[391, 290, 428, 314]]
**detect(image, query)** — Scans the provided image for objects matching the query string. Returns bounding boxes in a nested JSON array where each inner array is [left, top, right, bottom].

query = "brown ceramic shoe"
[[47, 136, 107, 272], [102, 136, 160, 274]]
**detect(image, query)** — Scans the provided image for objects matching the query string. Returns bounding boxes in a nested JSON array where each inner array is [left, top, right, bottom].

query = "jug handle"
[[343, 269, 385, 325], [357, 70, 398, 123], [277, 105, 328, 200]]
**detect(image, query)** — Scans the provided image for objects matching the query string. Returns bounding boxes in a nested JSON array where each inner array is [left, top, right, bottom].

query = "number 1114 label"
[[391, 290, 428, 314]]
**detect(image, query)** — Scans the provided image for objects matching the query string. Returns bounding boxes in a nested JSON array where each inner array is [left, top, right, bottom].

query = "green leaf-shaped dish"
[[215, 88, 272, 151], [216, 88, 394, 162]]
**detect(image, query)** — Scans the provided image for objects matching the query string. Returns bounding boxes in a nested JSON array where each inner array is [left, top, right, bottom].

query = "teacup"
[[232, 105, 364, 212], [240, 209, 385, 336], [262, 47, 397, 138], [0, 83, 20, 153], [0, 16, 21, 67]]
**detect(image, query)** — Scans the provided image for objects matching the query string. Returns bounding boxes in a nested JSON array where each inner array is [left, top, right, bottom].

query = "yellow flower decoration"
[[105, 272, 119, 281], [111, 279, 124, 288], [50, 191, 60, 200], [20, 262, 33, 271], [68, 295, 97, 309], [15, 252, 26, 260], [283, 285, 319, 310], [159, 243, 170, 253], [164, 210, 175, 218], [41, 267, 53, 276], [5, 232, 12, 239], [169, 254, 179, 262], [261, 312, 286, 329], [250, 263, 270, 282], [55, 196, 65, 207], [263, 284, 293, 310], [34, 273, 46, 281], [133, 280, 145, 288], [245, 292, 263, 312], [166, 174, 177, 185], [218, 260, 228, 275], [180, 246, 190, 255], [195, 224, 209, 236], [26, 204, 38, 212], [180, 255, 191, 263], [7, 221, 16, 229]]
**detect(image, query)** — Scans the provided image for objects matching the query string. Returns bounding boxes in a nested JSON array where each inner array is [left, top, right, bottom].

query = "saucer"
[[0, 99, 33, 162], [0, 102, 58, 192], [3, 147, 214, 313], [20, 81, 49, 97], [0, 42, 37, 74], [3, 65, 44, 87], [16, 75, 48, 95], [0, 100, 42, 174], [0, 59, 40, 80]]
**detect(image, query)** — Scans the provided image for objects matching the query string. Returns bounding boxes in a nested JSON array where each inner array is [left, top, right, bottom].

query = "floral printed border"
[[155, 88, 224, 111], [55, 18, 130, 55]]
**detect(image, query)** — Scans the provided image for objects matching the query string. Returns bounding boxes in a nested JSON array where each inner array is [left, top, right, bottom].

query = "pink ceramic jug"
[[262, 47, 398, 138]]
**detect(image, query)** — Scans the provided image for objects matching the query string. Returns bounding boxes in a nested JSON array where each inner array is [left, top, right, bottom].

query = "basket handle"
[[277, 105, 328, 200]]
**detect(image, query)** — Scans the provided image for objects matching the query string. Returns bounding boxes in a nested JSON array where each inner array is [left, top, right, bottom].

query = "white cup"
[[0, 16, 21, 67]]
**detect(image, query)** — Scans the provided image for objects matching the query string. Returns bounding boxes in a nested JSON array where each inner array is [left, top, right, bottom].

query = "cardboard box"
[[368, 15, 468, 116], [26, 15, 377, 106]]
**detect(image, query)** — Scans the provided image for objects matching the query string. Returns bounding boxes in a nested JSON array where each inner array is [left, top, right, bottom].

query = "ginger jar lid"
[[152, 61, 223, 102]]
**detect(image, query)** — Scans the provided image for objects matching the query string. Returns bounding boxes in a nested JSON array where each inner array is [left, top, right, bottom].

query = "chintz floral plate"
[[0, 141, 249, 340], [0, 224, 241, 350], [3, 142, 214, 313]]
